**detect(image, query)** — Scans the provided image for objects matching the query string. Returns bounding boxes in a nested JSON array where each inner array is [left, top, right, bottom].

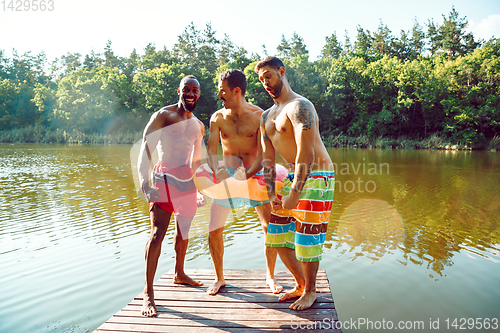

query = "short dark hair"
[[180, 75, 199, 87], [254, 56, 285, 73], [219, 69, 247, 96]]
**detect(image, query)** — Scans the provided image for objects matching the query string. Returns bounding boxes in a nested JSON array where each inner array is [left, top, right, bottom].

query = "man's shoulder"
[[155, 105, 177, 118], [246, 103, 264, 114], [210, 108, 226, 122], [285, 96, 317, 129], [288, 96, 314, 110]]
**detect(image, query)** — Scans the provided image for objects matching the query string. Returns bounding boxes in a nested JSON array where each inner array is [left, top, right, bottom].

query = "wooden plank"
[[127, 299, 335, 309], [94, 269, 341, 333], [99, 316, 341, 331], [114, 309, 338, 321], [132, 292, 334, 303], [96, 322, 341, 333], [149, 285, 332, 293], [120, 306, 336, 317]]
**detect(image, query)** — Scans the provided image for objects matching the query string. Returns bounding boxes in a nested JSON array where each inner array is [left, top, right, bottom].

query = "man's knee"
[[149, 226, 167, 244], [208, 226, 224, 237]]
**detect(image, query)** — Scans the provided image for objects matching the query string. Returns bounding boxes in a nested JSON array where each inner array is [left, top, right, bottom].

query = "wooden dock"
[[95, 269, 341, 332]]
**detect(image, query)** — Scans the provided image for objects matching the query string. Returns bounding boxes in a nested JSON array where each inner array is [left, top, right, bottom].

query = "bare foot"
[[141, 293, 157, 317], [290, 291, 317, 310], [266, 277, 283, 294], [206, 279, 225, 295], [173, 272, 203, 286], [278, 285, 304, 302]]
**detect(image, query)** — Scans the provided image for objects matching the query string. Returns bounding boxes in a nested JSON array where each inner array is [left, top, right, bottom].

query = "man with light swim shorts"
[[256, 56, 335, 311], [137, 75, 206, 317], [205, 69, 283, 295]]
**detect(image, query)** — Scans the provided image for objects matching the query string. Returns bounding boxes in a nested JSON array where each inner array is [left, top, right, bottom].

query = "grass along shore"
[[0, 126, 499, 151]]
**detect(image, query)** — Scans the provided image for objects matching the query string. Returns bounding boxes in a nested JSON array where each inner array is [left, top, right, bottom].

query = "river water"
[[0, 144, 499, 332]]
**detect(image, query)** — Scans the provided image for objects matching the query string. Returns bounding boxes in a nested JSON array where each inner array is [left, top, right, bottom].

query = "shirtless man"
[[255, 57, 335, 310], [138, 75, 206, 317], [205, 69, 282, 295]]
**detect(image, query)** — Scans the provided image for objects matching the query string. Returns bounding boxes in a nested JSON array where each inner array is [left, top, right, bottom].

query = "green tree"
[[139, 43, 172, 71], [427, 7, 480, 58], [0, 79, 18, 130], [198, 22, 220, 73], [122, 48, 140, 81], [60, 52, 82, 75], [276, 34, 291, 59], [343, 30, 353, 54], [354, 25, 373, 58], [392, 30, 411, 61], [173, 22, 203, 68], [54, 67, 129, 133], [409, 18, 425, 59], [244, 61, 273, 111], [289, 32, 308, 58], [31, 83, 56, 127], [104, 40, 121, 69], [321, 32, 342, 60], [372, 20, 393, 56], [11, 50, 49, 85], [83, 50, 104, 70], [0, 50, 10, 80]]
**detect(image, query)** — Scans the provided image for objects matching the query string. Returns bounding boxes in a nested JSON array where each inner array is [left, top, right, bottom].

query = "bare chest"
[[265, 107, 293, 140], [220, 117, 258, 139], [162, 118, 200, 141]]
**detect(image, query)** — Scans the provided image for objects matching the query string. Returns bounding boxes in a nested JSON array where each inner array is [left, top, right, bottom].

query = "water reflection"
[[336, 199, 405, 262], [1, 144, 500, 332], [328, 148, 500, 278]]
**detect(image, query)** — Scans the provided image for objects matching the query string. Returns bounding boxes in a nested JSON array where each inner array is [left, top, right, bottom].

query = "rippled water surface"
[[1, 144, 499, 332]]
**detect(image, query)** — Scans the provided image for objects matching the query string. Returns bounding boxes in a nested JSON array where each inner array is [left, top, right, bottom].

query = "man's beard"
[[269, 78, 284, 99], [181, 98, 197, 112]]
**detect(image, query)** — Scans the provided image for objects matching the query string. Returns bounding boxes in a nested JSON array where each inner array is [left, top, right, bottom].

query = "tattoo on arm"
[[262, 109, 270, 123], [264, 166, 276, 196], [290, 100, 316, 130], [261, 109, 271, 142], [292, 162, 312, 193]]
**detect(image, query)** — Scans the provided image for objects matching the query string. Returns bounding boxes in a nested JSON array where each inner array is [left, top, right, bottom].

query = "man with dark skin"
[[256, 57, 335, 310], [205, 69, 282, 295], [137, 75, 206, 317]]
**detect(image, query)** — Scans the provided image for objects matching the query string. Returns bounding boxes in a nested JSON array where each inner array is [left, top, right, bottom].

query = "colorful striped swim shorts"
[[265, 170, 335, 262]]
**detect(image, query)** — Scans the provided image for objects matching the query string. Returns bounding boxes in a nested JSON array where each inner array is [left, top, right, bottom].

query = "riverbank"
[[1, 126, 498, 151], [323, 133, 500, 151], [0, 126, 142, 145]]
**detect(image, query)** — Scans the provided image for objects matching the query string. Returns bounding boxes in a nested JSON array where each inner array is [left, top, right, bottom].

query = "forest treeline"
[[0, 7, 499, 149]]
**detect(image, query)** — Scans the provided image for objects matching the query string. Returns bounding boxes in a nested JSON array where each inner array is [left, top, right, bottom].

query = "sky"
[[1, 0, 500, 63]]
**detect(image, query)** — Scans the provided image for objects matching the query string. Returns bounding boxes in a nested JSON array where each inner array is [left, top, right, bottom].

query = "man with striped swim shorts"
[[256, 56, 335, 310], [267, 170, 335, 262]]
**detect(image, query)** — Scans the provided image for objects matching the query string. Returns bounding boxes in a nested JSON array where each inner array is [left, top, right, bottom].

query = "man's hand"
[[197, 190, 207, 207], [233, 166, 247, 181], [281, 194, 299, 210], [215, 165, 229, 180], [269, 195, 283, 211], [142, 185, 161, 203]]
